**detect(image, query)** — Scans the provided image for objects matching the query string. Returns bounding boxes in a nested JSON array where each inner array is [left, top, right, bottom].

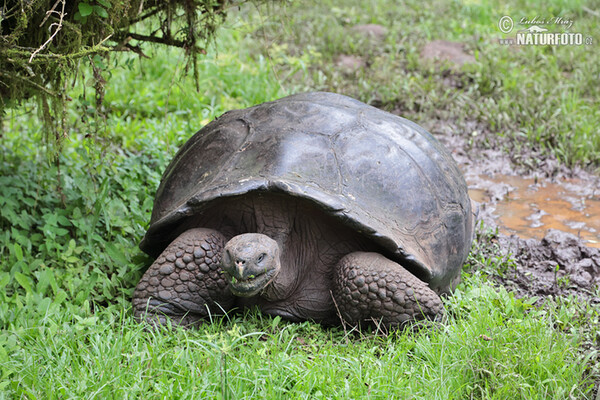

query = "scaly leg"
[[133, 228, 235, 327], [332, 252, 443, 327]]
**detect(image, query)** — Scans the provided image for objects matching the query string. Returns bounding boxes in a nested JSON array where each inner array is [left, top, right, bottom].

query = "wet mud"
[[469, 174, 600, 248], [497, 230, 600, 302], [412, 42, 599, 394], [422, 116, 600, 305]]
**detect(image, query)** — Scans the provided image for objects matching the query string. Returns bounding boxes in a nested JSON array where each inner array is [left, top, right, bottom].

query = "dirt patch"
[[335, 54, 366, 71], [469, 174, 600, 248], [420, 40, 476, 67], [351, 24, 388, 39], [423, 117, 600, 305], [424, 114, 600, 393], [497, 230, 600, 301]]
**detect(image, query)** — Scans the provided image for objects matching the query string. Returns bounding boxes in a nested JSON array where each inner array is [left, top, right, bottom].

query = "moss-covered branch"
[[0, 0, 256, 139]]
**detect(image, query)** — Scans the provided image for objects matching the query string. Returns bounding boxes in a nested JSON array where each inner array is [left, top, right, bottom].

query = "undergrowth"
[[0, 0, 257, 141], [245, 0, 600, 170], [0, 1, 598, 399]]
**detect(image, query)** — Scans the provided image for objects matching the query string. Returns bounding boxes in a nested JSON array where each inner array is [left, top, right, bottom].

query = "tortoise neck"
[[248, 195, 294, 244], [248, 195, 303, 300]]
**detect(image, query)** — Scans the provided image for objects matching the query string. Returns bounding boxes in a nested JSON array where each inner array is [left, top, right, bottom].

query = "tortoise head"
[[221, 233, 281, 297]]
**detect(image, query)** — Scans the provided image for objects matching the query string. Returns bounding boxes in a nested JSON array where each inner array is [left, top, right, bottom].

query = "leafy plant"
[[0, 0, 260, 141], [0, 1, 597, 398]]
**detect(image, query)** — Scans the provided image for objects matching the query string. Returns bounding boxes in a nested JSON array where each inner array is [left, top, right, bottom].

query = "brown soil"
[[422, 117, 600, 307], [412, 41, 599, 395], [497, 230, 600, 301], [335, 54, 366, 71], [420, 40, 476, 67], [351, 24, 388, 39], [469, 174, 600, 248]]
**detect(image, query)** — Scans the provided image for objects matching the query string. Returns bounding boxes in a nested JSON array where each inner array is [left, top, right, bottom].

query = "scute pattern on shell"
[[140, 92, 474, 291]]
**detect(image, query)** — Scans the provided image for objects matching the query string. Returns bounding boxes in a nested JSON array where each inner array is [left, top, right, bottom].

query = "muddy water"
[[468, 174, 600, 248]]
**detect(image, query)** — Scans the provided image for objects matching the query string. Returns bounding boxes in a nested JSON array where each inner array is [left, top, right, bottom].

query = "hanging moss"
[[0, 0, 250, 139]]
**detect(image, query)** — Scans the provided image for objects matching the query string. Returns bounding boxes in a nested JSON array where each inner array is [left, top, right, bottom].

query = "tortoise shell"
[[140, 92, 474, 292]]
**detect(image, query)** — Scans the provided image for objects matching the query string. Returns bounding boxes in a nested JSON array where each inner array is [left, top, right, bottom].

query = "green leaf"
[[75, 291, 87, 304], [97, 0, 112, 8], [54, 228, 70, 236], [36, 297, 52, 314], [12, 243, 23, 261], [0, 273, 10, 289], [93, 5, 108, 18], [14, 272, 33, 294], [37, 268, 58, 295], [92, 54, 107, 70], [64, 256, 80, 264], [105, 243, 129, 266], [53, 290, 68, 305], [57, 215, 72, 226], [43, 213, 58, 226], [78, 2, 93, 17], [0, 346, 8, 365]]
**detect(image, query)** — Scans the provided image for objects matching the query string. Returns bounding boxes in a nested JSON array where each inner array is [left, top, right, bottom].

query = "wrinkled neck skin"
[[247, 198, 307, 302]]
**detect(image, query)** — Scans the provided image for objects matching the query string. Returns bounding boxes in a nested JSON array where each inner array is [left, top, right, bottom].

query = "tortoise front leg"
[[133, 228, 235, 327], [332, 252, 443, 328]]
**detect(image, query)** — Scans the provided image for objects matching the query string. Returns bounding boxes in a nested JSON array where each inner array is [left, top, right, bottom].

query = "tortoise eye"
[[257, 253, 266, 263]]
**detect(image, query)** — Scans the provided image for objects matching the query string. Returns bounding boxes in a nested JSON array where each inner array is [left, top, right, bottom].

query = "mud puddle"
[[468, 174, 600, 248], [421, 117, 600, 307], [464, 171, 600, 302]]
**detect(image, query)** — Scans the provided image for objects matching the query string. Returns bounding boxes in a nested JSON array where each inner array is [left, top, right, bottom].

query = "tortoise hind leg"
[[133, 228, 235, 327], [332, 252, 443, 328]]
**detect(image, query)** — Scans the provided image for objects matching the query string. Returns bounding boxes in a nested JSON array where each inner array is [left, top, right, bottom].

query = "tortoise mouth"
[[226, 269, 277, 297]]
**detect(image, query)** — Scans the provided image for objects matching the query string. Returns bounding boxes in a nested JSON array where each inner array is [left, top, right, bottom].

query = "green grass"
[[244, 0, 600, 169], [1, 1, 599, 398], [1, 277, 596, 399]]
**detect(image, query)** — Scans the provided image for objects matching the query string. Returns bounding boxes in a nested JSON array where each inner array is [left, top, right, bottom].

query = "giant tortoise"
[[133, 92, 474, 328]]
